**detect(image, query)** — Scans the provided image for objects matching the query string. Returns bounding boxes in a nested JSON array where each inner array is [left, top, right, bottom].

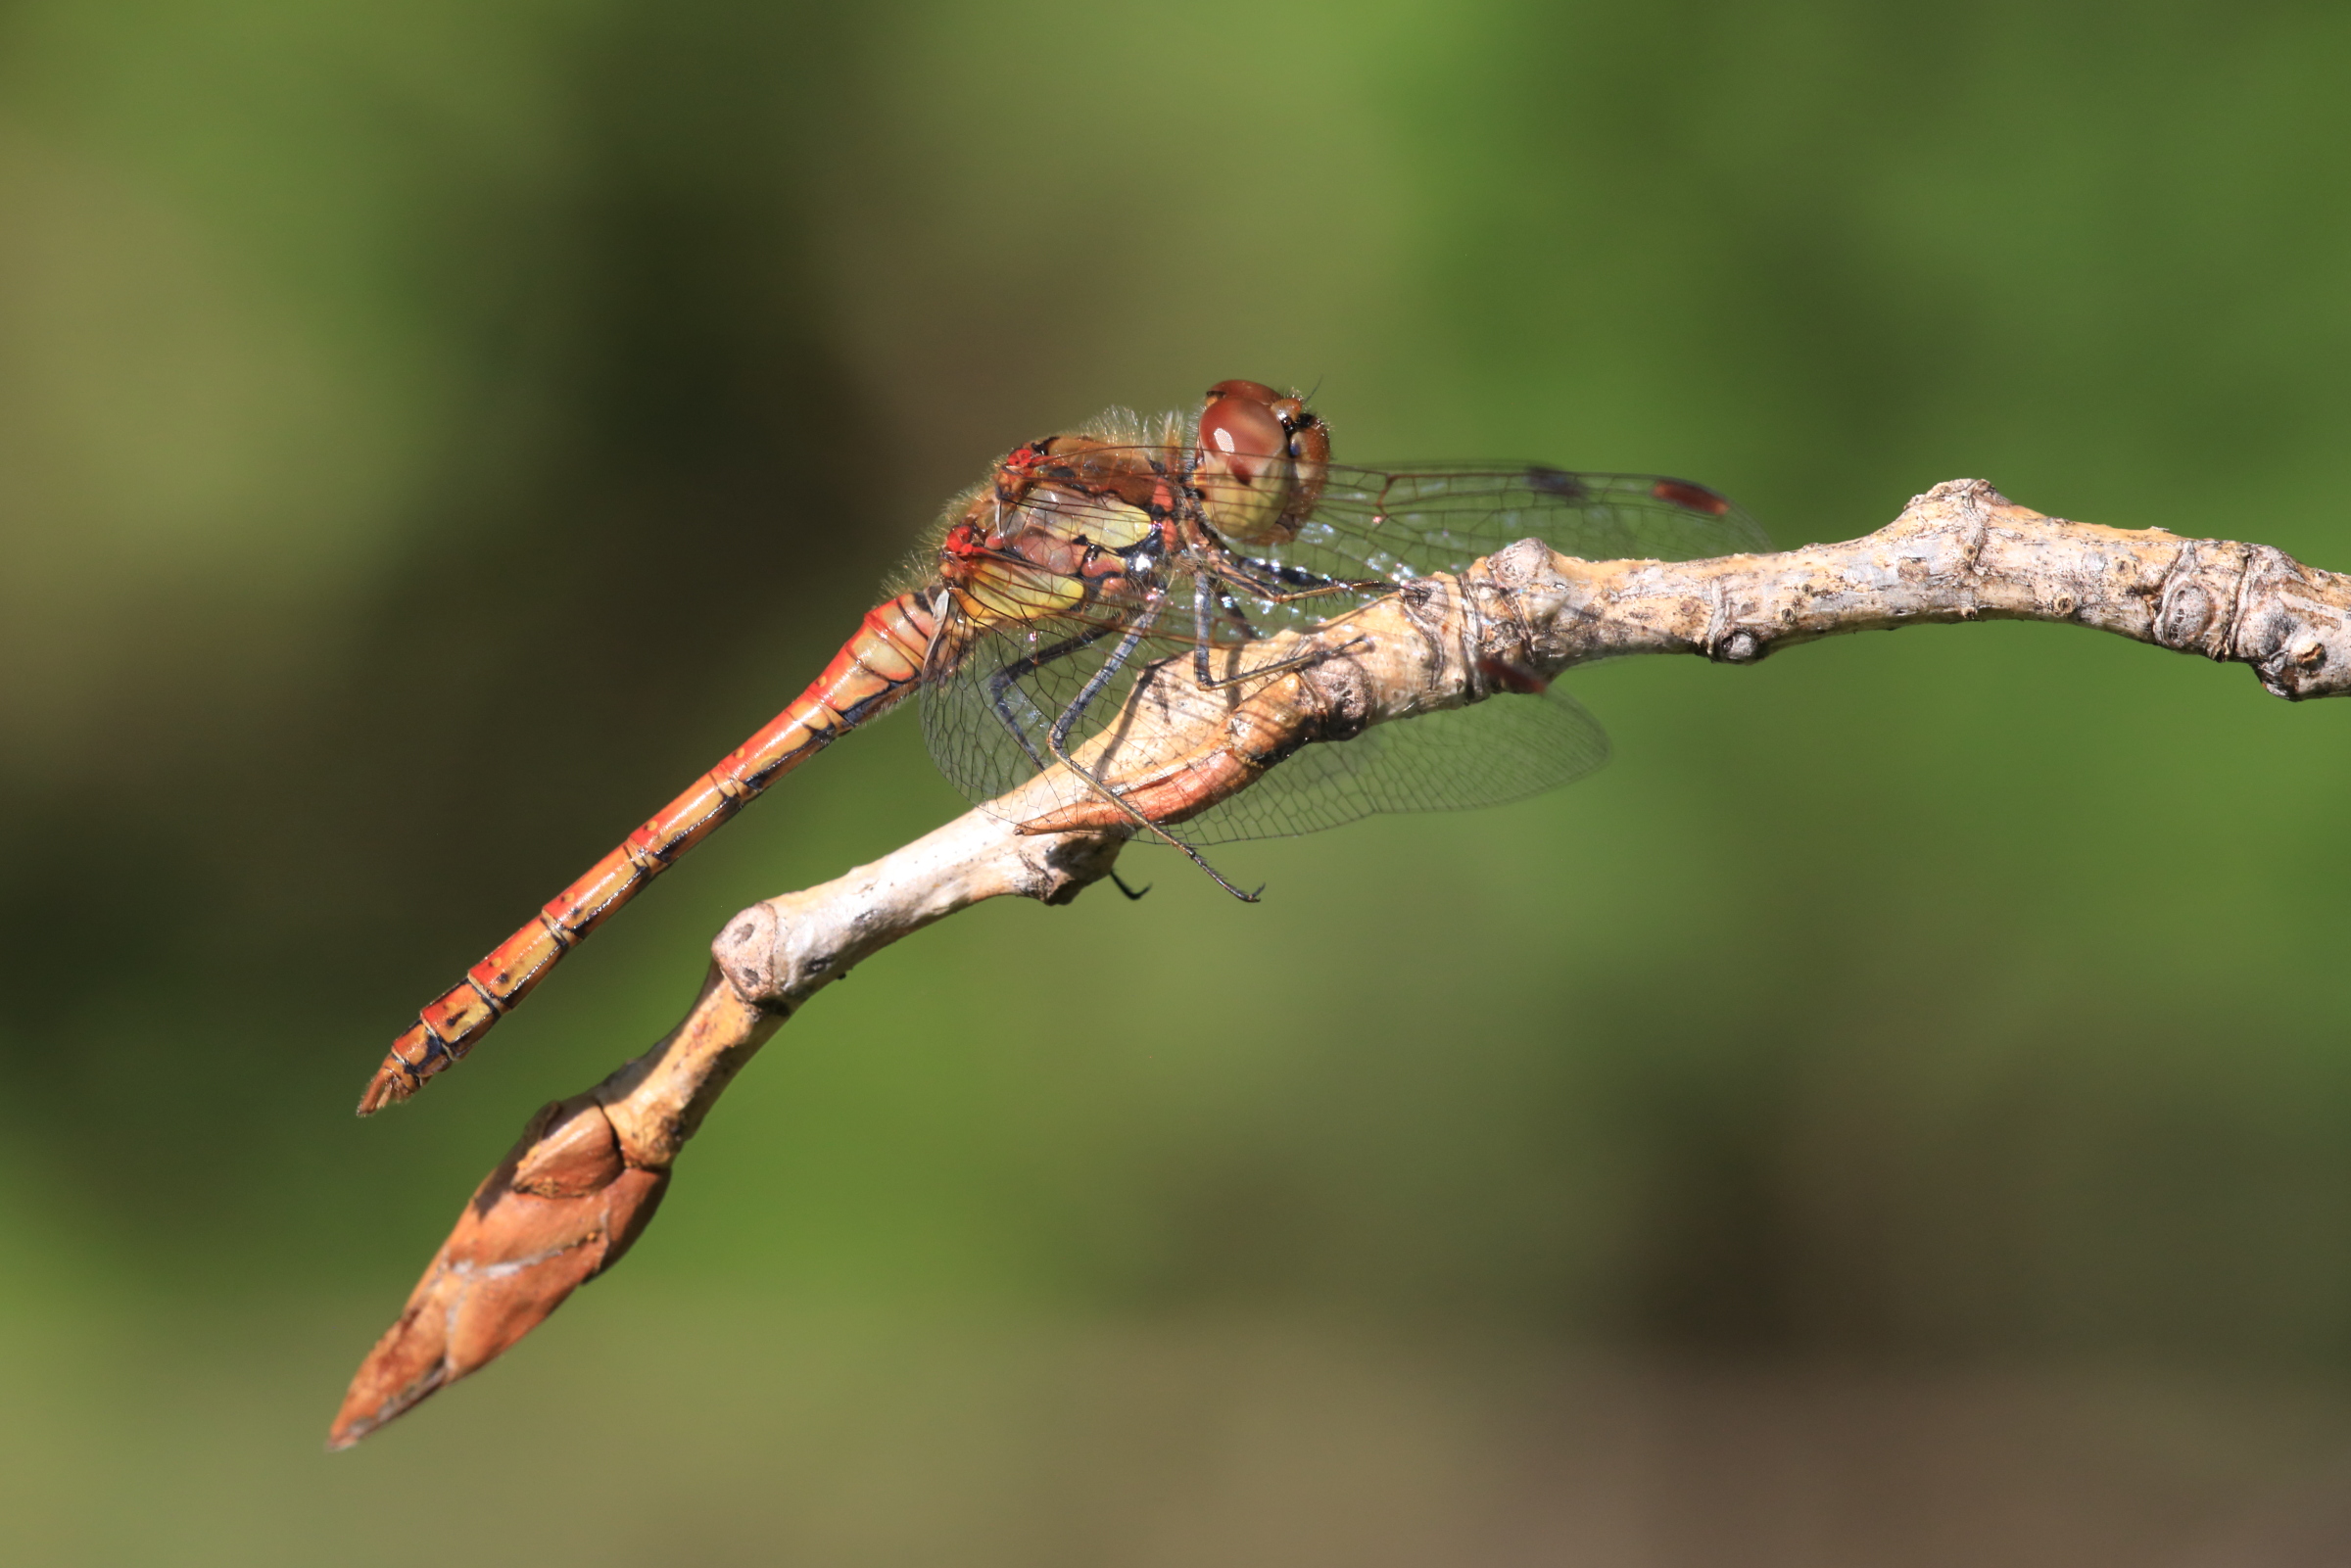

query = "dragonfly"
[[358, 380, 1768, 1114]]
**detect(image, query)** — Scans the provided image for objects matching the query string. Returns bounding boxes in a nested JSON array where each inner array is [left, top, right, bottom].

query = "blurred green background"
[[6, 0, 2351, 1561]]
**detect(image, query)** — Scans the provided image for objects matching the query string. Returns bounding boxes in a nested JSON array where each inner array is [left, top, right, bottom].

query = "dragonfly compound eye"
[[1197, 379, 1328, 546], [1201, 381, 1289, 480]]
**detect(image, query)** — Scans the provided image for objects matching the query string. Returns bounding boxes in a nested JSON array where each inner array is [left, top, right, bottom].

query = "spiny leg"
[[1190, 572, 1230, 689], [1043, 600, 1262, 903], [1187, 569, 1325, 691], [986, 625, 1113, 772], [1181, 551, 1380, 690], [1222, 551, 1383, 605], [984, 625, 1156, 902], [1217, 584, 1263, 642], [1187, 567, 1365, 692]]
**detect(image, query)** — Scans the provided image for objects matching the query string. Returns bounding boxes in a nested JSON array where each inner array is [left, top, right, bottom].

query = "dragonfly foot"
[[1109, 870, 1152, 900]]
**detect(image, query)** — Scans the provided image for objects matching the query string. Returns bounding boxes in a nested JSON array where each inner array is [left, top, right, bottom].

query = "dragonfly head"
[[1195, 379, 1328, 545]]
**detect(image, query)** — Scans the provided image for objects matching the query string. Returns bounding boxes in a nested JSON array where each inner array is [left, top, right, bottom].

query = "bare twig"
[[328, 481, 2351, 1449]]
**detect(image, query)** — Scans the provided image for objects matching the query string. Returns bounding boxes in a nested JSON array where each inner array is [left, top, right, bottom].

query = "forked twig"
[[328, 480, 2351, 1448]]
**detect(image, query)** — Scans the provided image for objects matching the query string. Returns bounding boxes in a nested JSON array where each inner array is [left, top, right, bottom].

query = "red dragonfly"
[[359, 381, 1767, 1114]]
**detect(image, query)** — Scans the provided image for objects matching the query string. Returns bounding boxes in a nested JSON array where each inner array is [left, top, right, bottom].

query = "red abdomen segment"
[[358, 592, 938, 1116]]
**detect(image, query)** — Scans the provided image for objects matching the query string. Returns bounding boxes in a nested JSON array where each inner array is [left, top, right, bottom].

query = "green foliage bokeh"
[[3, 0, 2351, 1556]]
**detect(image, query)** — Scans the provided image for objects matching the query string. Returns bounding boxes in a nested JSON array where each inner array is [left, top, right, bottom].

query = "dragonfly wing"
[[919, 455, 1750, 847], [920, 612, 1099, 811], [1253, 465, 1770, 603], [921, 589, 1257, 824], [927, 602, 1610, 848], [1170, 685, 1609, 846], [1117, 465, 1724, 843]]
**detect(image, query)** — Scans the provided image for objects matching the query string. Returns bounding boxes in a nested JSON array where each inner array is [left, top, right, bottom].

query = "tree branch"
[[327, 479, 2351, 1449]]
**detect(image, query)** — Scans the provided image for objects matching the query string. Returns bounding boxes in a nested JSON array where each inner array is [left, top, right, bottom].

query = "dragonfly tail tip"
[[354, 1071, 410, 1117]]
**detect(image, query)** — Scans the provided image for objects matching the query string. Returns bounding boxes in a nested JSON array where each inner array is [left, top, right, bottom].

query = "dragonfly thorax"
[[991, 434, 1172, 516], [937, 479, 1166, 631]]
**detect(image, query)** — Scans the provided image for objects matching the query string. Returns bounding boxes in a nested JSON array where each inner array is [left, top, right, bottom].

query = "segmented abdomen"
[[358, 592, 938, 1115]]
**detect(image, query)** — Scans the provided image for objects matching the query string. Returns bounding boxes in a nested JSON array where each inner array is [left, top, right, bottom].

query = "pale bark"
[[328, 480, 2351, 1448]]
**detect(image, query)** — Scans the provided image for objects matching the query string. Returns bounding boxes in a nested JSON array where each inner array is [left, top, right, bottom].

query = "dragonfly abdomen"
[[358, 592, 938, 1115]]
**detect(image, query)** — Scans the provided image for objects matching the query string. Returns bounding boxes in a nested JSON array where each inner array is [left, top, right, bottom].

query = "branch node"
[[1025, 831, 1128, 904], [1917, 477, 2011, 512], [713, 903, 792, 1015], [2155, 541, 2221, 653], [1717, 628, 1767, 664]]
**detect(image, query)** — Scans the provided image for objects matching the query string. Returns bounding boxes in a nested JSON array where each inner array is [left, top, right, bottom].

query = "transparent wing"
[[972, 454, 1768, 641], [1256, 462, 1770, 596], [1170, 685, 1610, 845], [919, 574, 1610, 847], [917, 455, 1759, 846], [920, 589, 1236, 823]]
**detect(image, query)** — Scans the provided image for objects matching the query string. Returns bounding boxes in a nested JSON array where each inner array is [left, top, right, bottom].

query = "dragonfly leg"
[[974, 625, 1155, 900], [1046, 602, 1160, 756], [1221, 553, 1384, 606], [1172, 553, 1378, 692], [1199, 638, 1366, 692], [1185, 568, 1367, 693], [1043, 600, 1263, 903], [1190, 573, 1226, 689], [1218, 587, 1263, 641], [986, 626, 1113, 772]]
